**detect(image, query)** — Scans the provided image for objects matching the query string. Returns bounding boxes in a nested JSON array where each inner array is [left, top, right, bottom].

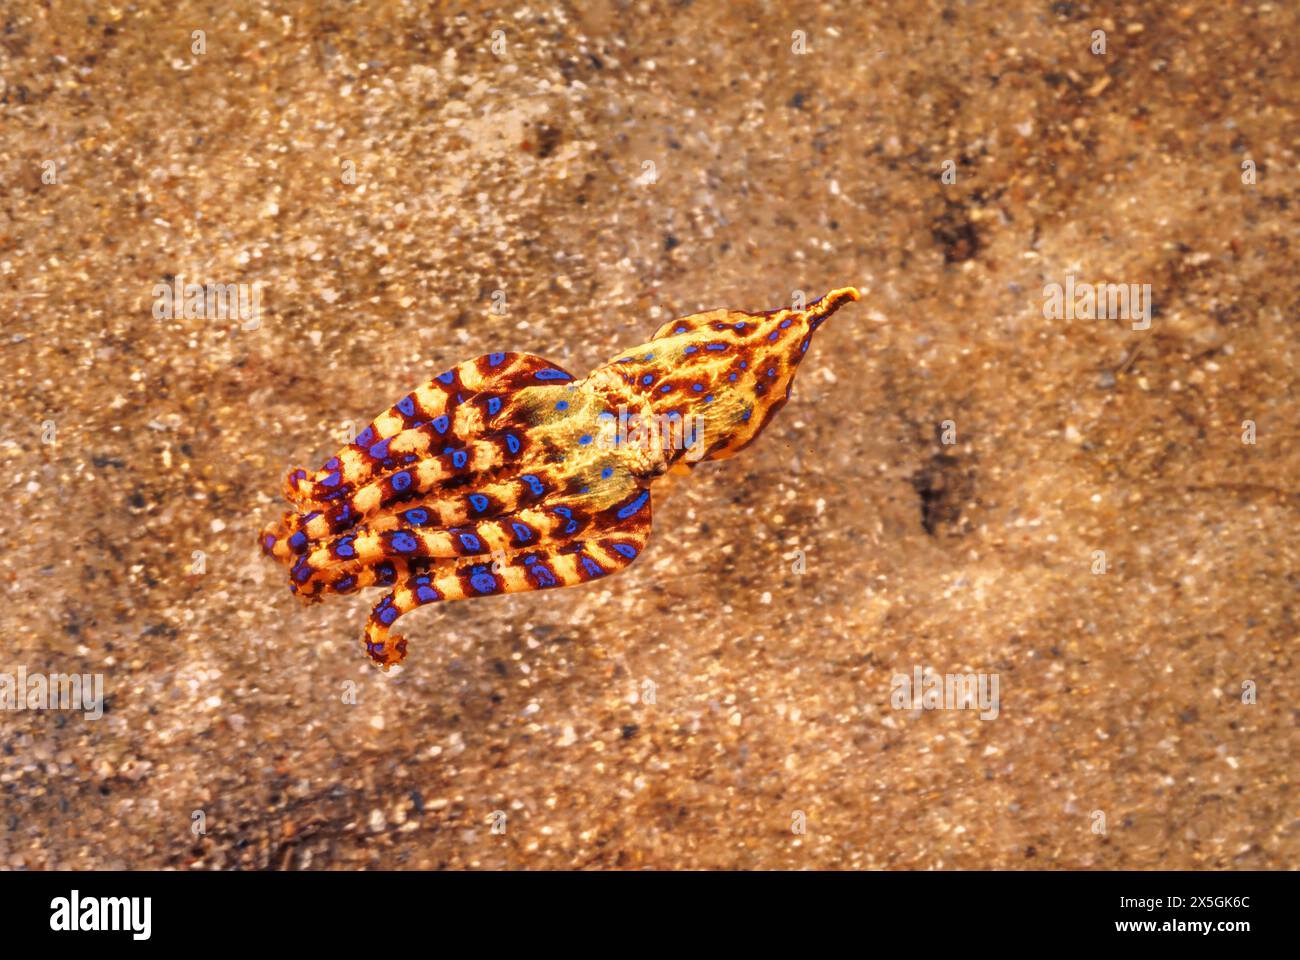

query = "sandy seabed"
[[0, 1, 1296, 869]]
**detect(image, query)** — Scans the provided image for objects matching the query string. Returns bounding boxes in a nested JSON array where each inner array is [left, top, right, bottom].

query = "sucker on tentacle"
[[259, 286, 862, 669]]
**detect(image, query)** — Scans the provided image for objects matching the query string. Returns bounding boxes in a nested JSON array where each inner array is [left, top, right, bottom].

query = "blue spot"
[[579, 434, 593, 445], [390, 471, 412, 492], [403, 508, 430, 526], [642, 375, 653, 385], [333, 575, 356, 592], [431, 415, 450, 434], [581, 556, 604, 577], [487, 397, 502, 416], [397, 396, 416, 417], [414, 578, 440, 604], [684, 345, 697, 354], [288, 531, 307, 552], [332, 505, 352, 526], [522, 474, 544, 496], [355, 426, 376, 447], [458, 533, 482, 552], [390, 532, 419, 553], [601, 467, 613, 479], [505, 433, 521, 454], [368, 438, 391, 460], [375, 599, 399, 625], [531, 565, 558, 588], [675, 326, 687, 334], [612, 543, 638, 559], [729, 373, 738, 382], [292, 558, 312, 583], [555, 400, 569, 411], [742, 408, 753, 422], [704, 395, 714, 403], [617, 490, 650, 520], [470, 573, 498, 594], [375, 562, 397, 585], [660, 384, 672, 393], [437, 371, 455, 384], [767, 368, 777, 377], [554, 506, 572, 518], [801, 337, 810, 353], [707, 343, 727, 351], [335, 536, 356, 559], [469, 493, 489, 513], [451, 449, 468, 468], [780, 318, 793, 329], [692, 383, 704, 392], [735, 322, 747, 330], [535, 369, 572, 381], [768, 331, 779, 341], [324, 457, 339, 470], [489, 352, 506, 366], [511, 522, 534, 542], [320, 470, 341, 488], [643, 353, 654, 360]]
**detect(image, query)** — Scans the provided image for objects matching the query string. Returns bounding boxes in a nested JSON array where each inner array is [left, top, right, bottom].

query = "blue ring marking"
[[534, 369, 572, 381], [617, 490, 650, 520], [553, 506, 572, 518], [707, 343, 726, 351], [403, 508, 430, 526], [660, 384, 672, 393], [332, 505, 353, 526], [555, 400, 569, 411], [458, 532, 482, 552], [488, 352, 506, 366], [415, 581, 440, 604], [801, 337, 811, 353], [642, 374, 653, 385], [780, 318, 793, 329], [734, 321, 747, 330], [437, 371, 455, 384], [768, 331, 780, 341], [292, 557, 313, 583], [644, 353, 654, 360], [334, 536, 357, 559], [333, 575, 356, 592], [768, 368, 777, 377], [612, 543, 638, 559], [320, 470, 342, 488], [470, 572, 498, 594], [451, 449, 468, 468], [565, 521, 579, 533], [389, 532, 419, 553], [579, 434, 593, 445], [729, 373, 738, 382], [511, 522, 534, 542], [522, 474, 544, 496], [324, 457, 339, 471], [505, 433, 521, 454], [288, 531, 307, 552], [531, 565, 558, 587], [397, 396, 416, 417], [704, 395, 714, 403], [675, 326, 687, 334], [375, 599, 399, 625], [368, 438, 392, 460], [692, 383, 704, 392], [431, 415, 450, 434], [581, 556, 604, 577], [469, 493, 489, 513], [684, 345, 697, 354], [487, 397, 502, 416], [376, 561, 397, 585], [390, 471, 412, 492], [601, 467, 613, 479], [355, 425, 377, 447]]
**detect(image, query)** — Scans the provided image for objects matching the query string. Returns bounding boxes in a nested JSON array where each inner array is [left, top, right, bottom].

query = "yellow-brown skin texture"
[[260, 287, 861, 669]]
